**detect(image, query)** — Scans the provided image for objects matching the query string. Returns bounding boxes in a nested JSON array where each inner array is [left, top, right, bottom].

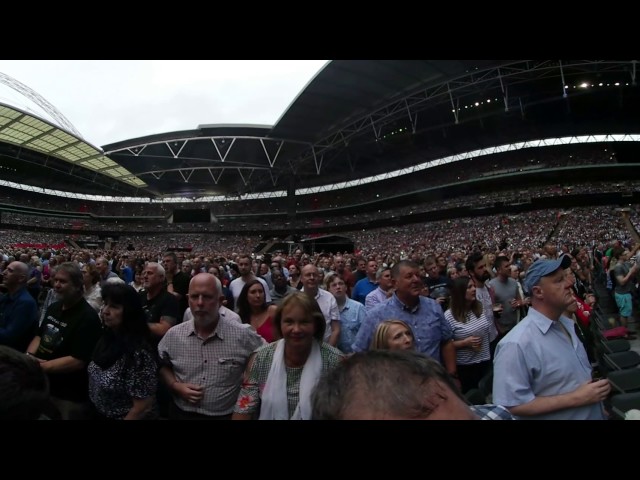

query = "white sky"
[[0, 60, 329, 148]]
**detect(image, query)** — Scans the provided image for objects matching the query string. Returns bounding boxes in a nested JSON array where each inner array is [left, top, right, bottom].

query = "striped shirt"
[[444, 309, 491, 365], [158, 316, 264, 416]]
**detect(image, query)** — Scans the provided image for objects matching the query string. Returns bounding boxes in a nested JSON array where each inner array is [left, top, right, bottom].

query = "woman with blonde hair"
[[232, 292, 343, 420], [483, 253, 496, 279], [370, 320, 415, 351]]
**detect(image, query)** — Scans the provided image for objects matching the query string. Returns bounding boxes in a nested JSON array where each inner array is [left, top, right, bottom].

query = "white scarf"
[[259, 339, 322, 420]]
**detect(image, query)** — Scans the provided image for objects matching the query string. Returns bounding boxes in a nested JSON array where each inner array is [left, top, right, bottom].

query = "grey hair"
[[375, 266, 391, 281], [146, 262, 165, 278]]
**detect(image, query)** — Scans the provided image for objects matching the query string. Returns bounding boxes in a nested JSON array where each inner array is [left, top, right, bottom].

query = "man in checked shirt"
[[159, 273, 263, 420]]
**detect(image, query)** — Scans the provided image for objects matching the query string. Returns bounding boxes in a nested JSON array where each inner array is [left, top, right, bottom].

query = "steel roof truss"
[[299, 60, 631, 167], [347, 153, 356, 173], [165, 140, 188, 158], [208, 168, 225, 184], [237, 168, 255, 185], [178, 169, 195, 183], [127, 144, 148, 156], [211, 137, 236, 162], [311, 146, 324, 175], [268, 169, 279, 186], [448, 83, 459, 125], [404, 99, 418, 134], [259, 138, 283, 168]]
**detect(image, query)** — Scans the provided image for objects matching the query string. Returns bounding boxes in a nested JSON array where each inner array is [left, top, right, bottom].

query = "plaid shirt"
[[158, 317, 264, 416], [470, 404, 515, 420]]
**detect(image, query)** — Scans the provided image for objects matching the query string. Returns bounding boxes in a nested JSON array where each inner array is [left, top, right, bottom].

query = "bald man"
[[158, 273, 263, 420], [0, 261, 39, 351], [301, 264, 340, 347]]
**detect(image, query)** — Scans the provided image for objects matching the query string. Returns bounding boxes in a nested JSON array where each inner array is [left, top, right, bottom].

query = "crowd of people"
[[0, 205, 639, 420], [0, 141, 639, 421], [2, 204, 637, 262]]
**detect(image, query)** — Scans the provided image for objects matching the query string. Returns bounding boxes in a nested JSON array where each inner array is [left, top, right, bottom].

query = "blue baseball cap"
[[523, 255, 571, 294]]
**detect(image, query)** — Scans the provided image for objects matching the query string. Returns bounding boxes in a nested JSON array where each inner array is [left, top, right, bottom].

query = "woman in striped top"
[[444, 276, 492, 394]]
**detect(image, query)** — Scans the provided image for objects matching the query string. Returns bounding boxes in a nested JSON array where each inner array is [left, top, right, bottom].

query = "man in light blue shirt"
[[364, 267, 394, 312], [325, 273, 365, 354], [493, 256, 611, 420]]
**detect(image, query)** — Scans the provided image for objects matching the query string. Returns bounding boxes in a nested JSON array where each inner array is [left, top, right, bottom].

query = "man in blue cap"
[[492, 255, 611, 420]]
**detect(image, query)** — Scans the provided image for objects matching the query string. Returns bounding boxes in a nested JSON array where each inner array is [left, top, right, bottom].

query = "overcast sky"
[[0, 60, 329, 148]]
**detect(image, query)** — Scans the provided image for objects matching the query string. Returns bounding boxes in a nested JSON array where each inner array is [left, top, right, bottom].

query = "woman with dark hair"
[[444, 276, 493, 394], [287, 262, 303, 290], [129, 266, 144, 292], [236, 279, 279, 343], [88, 283, 159, 420], [232, 292, 343, 420]]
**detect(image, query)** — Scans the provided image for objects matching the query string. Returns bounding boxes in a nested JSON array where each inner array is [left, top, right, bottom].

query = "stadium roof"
[[2, 60, 640, 200]]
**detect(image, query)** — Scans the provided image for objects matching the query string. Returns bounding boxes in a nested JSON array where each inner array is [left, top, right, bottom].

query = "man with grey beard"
[[158, 273, 263, 420]]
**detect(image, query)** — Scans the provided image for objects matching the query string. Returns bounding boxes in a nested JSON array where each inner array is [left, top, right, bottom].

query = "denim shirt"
[[352, 294, 453, 361]]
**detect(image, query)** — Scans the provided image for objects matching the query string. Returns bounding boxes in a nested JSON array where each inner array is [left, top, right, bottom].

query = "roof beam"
[[208, 167, 224, 184], [259, 138, 283, 167], [211, 137, 236, 162], [165, 140, 187, 158], [178, 169, 195, 183]]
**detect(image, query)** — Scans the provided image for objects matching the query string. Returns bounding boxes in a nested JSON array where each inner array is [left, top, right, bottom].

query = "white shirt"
[[302, 287, 340, 342], [229, 276, 272, 304]]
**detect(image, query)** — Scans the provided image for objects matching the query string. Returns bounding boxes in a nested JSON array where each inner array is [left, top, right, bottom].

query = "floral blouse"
[[234, 341, 343, 418], [88, 349, 158, 419]]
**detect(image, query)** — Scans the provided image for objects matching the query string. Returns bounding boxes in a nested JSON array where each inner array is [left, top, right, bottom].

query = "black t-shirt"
[[170, 271, 190, 320], [140, 290, 179, 327], [37, 298, 102, 402], [425, 275, 453, 310], [425, 275, 452, 298]]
